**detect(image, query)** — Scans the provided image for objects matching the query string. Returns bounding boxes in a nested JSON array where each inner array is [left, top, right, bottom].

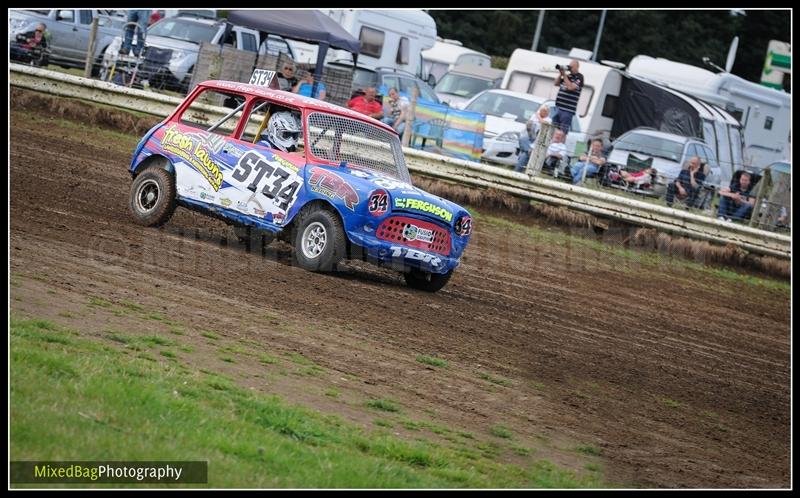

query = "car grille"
[[376, 216, 451, 256]]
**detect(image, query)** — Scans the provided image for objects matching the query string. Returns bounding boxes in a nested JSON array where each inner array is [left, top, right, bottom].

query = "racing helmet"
[[265, 111, 302, 152]]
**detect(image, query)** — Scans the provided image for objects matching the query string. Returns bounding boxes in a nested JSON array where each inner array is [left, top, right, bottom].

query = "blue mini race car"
[[128, 79, 472, 292]]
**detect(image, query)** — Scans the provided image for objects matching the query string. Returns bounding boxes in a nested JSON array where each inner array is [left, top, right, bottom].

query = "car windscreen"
[[147, 18, 218, 44], [307, 112, 411, 184], [614, 133, 684, 162], [435, 73, 495, 99], [352, 68, 378, 91], [465, 93, 541, 123]]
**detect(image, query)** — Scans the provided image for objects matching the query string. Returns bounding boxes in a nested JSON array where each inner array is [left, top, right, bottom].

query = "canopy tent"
[[227, 10, 360, 95]]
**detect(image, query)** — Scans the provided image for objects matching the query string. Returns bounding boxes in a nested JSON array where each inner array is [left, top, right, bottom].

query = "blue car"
[[127, 79, 472, 291]]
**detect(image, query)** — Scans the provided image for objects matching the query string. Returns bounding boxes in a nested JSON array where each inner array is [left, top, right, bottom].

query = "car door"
[[52, 9, 82, 62]]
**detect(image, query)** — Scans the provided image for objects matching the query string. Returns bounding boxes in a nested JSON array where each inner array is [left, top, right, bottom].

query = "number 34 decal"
[[232, 151, 300, 211]]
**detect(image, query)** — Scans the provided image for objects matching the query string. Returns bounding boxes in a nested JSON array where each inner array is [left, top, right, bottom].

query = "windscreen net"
[[306, 112, 411, 183]]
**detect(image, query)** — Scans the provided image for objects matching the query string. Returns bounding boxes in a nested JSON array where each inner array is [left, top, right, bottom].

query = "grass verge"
[[11, 316, 607, 489]]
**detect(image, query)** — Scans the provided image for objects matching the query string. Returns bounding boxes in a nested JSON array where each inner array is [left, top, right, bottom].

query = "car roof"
[[476, 88, 544, 102], [447, 64, 505, 80], [620, 128, 698, 144], [200, 80, 396, 133]]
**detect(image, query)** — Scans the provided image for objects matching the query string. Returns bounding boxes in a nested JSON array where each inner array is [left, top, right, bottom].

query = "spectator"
[[541, 128, 568, 176], [717, 171, 755, 222], [381, 87, 408, 136], [515, 105, 550, 172], [148, 10, 164, 26], [11, 23, 50, 65], [295, 69, 326, 100], [665, 156, 705, 207], [552, 59, 584, 134], [120, 9, 151, 57], [347, 87, 384, 120], [571, 138, 607, 185], [276, 61, 299, 93]]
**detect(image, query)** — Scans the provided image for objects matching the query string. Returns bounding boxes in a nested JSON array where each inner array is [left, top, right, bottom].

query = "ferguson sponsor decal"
[[308, 168, 359, 211], [162, 126, 224, 191], [393, 198, 453, 223]]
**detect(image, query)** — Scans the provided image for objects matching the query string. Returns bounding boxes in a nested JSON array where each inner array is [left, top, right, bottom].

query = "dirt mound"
[[11, 87, 161, 135]]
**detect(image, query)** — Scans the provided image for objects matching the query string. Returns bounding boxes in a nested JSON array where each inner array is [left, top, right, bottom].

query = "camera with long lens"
[[555, 64, 570, 72]]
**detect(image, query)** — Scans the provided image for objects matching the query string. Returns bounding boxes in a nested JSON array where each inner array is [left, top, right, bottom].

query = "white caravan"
[[289, 10, 436, 80], [501, 48, 624, 142], [421, 38, 492, 86], [627, 55, 791, 169]]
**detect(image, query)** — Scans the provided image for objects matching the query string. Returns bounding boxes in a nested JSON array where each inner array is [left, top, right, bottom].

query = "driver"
[[258, 111, 302, 152]]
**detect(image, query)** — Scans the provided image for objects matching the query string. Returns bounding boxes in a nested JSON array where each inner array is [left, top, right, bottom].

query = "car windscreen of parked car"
[[147, 18, 218, 44], [614, 132, 684, 162], [464, 92, 540, 123], [352, 67, 379, 91], [435, 73, 496, 99]]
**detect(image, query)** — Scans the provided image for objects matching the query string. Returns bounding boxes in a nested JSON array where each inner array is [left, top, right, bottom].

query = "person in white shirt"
[[541, 128, 568, 175]]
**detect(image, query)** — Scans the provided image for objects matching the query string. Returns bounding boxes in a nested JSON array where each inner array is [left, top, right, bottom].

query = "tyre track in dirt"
[[10, 106, 790, 488]]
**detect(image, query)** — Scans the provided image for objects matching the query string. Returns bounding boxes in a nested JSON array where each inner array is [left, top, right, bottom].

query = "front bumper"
[[481, 136, 519, 166]]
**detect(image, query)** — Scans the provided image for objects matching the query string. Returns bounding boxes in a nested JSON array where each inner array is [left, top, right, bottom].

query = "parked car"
[[606, 127, 723, 198], [102, 15, 295, 93], [9, 9, 126, 71], [332, 62, 440, 104], [462, 89, 586, 167], [434, 63, 505, 108], [127, 78, 472, 291]]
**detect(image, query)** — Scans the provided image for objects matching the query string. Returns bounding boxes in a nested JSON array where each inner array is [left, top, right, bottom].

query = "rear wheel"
[[129, 167, 176, 227], [404, 269, 453, 292], [292, 208, 347, 272]]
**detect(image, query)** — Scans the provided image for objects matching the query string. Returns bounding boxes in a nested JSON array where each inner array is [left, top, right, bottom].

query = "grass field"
[[10, 316, 607, 489]]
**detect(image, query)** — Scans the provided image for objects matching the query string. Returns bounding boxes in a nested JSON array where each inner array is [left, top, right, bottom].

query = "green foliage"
[[429, 10, 790, 90]]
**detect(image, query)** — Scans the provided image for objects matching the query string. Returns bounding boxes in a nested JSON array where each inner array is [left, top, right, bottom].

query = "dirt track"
[[10, 101, 791, 488]]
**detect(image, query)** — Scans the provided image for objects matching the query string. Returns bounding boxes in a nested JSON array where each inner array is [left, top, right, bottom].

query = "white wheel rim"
[[136, 179, 160, 213], [301, 222, 327, 259]]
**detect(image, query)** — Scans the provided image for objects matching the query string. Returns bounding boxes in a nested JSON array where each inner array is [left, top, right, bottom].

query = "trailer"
[[421, 38, 492, 87], [501, 48, 624, 142], [627, 55, 791, 169]]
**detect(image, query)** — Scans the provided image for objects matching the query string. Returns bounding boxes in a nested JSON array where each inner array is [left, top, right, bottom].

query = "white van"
[[422, 38, 492, 86], [501, 48, 624, 142], [627, 55, 791, 169], [290, 10, 436, 80]]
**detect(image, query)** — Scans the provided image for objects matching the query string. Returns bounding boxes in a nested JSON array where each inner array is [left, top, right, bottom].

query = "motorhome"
[[501, 48, 624, 142], [289, 10, 436, 80], [421, 38, 492, 86], [627, 55, 791, 169]]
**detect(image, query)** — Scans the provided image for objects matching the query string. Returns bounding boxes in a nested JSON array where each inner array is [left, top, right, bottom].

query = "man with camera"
[[552, 59, 584, 135]]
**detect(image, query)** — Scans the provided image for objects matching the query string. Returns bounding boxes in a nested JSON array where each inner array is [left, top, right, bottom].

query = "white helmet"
[[265, 111, 302, 152]]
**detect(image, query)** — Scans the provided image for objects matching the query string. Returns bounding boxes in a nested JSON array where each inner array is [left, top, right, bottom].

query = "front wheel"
[[129, 167, 176, 227], [404, 269, 453, 292], [292, 208, 347, 272]]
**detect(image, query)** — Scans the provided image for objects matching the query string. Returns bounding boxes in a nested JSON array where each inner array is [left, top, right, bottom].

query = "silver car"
[[102, 15, 294, 92]]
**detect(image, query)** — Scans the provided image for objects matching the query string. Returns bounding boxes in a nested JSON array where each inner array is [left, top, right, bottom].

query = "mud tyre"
[[292, 208, 347, 272], [404, 269, 453, 292], [129, 167, 176, 227]]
